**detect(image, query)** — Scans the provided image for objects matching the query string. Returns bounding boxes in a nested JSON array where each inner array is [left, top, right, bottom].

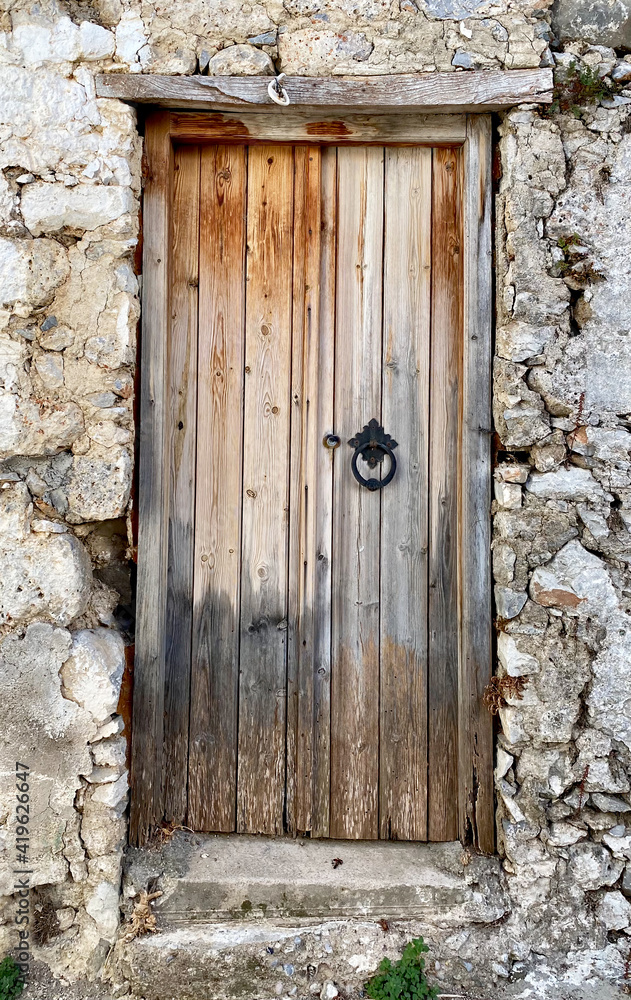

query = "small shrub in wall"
[[365, 937, 438, 1000], [0, 957, 24, 1000], [547, 60, 621, 117]]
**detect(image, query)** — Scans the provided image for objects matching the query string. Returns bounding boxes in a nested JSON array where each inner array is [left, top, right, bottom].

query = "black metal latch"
[[348, 419, 398, 491]]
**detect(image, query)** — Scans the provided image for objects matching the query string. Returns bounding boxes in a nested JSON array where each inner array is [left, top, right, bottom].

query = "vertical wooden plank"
[[330, 146, 384, 841], [380, 147, 432, 841], [428, 145, 462, 842], [237, 144, 295, 835], [164, 144, 200, 825], [312, 147, 337, 838], [188, 146, 247, 831], [285, 145, 309, 838], [286, 145, 315, 836], [130, 111, 172, 846], [460, 116, 494, 853], [286, 146, 336, 838]]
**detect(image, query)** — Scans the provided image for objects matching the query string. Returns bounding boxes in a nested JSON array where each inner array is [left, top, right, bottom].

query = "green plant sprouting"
[[554, 232, 604, 284], [0, 957, 25, 1000], [557, 233, 583, 252], [364, 937, 439, 1000], [547, 60, 620, 118]]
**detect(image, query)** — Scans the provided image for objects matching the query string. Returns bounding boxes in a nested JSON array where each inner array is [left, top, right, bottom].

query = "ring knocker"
[[268, 73, 290, 106], [348, 418, 398, 492]]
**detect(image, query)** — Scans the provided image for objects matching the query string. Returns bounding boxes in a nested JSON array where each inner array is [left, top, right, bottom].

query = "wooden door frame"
[[130, 104, 497, 851]]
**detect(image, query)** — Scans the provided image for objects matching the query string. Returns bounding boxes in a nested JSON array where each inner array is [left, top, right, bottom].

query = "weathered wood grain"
[[428, 146, 462, 842], [459, 116, 494, 854], [163, 144, 200, 826], [96, 69, 553, 112], [188, 145, 247, 832], [237, 145, 294, 835], [286, 147, 337, 837], [130, 111, 172, 846], [310, 147, 338, 838], [379, 146, 432, 841], [330, 146, 384, 841], [168, 112, 467, 146], [286, 145, 318, 836]]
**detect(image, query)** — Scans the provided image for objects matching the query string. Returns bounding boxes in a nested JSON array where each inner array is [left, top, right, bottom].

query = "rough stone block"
[[0, 393, 84, 458], [33, 351, 64, 389], [571, 425, 631, 464], [493, 541, 517, 585], [597, 890, 631, 930], [526, 467, 605, 502], [79, 21, 116, 60], [602, 833, 631, 860], [143, 29, 198, 75], [495, 391, 550, 448], [0, 334, 26, 395], [530, 539, 617, 619], [496, 322, 556, 363], [495, 481, 522, 509], [0, 483, 92, 624], [39, 326, 75, 352], [279, 28, 374, 74], [208, 44, 274, 75], [567, 842, 625, 891], [65, 448, 132, 522], [0, 623, 96, 895], [613, 59, 631, 82], [552, 0, 631, 49], [0, 237, 69, 310], [544, 134, 631, 418], [531, 432, 567, 474], [21, 183, 134, 236], [497, 633, 539, 676], [547, 823, 587, 847], [91, 772, 128, 808], [11, 14, 81, 65], [60, 628, 125, 724], [115, 13, 148, 68], [588, 619, 631, 750], [85, 880, 120, 940], [91, 735, 127, 769], [495, 586, 528, 620], [497, 463, 529, 484], [81, 799, 126, 857], [591, 794, 631, 814]]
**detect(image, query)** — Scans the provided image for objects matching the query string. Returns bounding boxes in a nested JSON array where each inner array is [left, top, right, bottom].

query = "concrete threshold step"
[[113, 918, 414, 1000], [123, 832, 506, 923]]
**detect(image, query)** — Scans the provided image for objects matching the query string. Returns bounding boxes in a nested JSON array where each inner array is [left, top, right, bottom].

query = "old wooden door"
[[164, 139, 464, 842]]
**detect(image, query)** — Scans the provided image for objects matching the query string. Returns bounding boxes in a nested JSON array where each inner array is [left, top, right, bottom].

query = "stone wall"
[[489, 50, 631, 991], [0, 0, 630, 995], [0, 0, 140, 973]]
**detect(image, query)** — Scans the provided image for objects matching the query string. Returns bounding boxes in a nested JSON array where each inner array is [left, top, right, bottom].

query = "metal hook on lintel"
[[268, 72, 290, 107]]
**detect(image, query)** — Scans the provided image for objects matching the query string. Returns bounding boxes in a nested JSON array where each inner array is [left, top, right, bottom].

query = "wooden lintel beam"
[[96, 69, 553, 113]]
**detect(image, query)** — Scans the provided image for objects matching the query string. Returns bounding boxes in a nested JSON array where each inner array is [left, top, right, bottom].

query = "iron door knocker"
[[348, 418, 398, 491]]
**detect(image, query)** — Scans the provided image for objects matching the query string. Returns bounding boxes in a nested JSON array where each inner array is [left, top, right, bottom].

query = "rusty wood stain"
[[306, 120, 352, 138], [427, 145, 461, 842], [118, 644, 134, 771]]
